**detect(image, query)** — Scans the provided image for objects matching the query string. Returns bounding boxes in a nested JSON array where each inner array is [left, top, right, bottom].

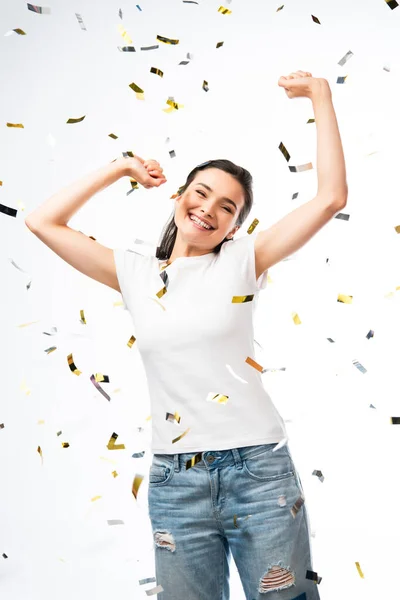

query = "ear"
[[228, 225, 241, 239]]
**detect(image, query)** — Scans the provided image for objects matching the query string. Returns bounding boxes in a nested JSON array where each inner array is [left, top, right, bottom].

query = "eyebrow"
[[196, 183, 238, 211]]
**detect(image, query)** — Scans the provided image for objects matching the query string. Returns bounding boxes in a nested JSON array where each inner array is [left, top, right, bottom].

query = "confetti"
[[390, 417, 400, 424], [27, 3, 51, 15], [203, 80, 209, 92], [172, 428, 191, 444], [118, 24, 133, 45], [107, 432, 126, 450], [311, 15, 321, 24], [385, 1, 399, 10], [112, 470, 118, 478], [186, 453, 202, 470], [139, 577, 157, 585], [91, 496, 102, 502], [355, 561, 365, 578], [107, 520, 124, 525], [289, 162, 313, 173], [90, 374, 111, 401], [150, 67, 164, 78], [61, 442, 70, 448], [157, 35, 179, 45], [218, 6, 232, 15], [79, 310, 86, 324], [216, 41, 224, 48], [0, 203, 17, 218], [66, 116, 86, 124], [312, 470, 325, 483], [127, 335, 136, 348], [338, 50, 354, 66], [306, 569, 322, 584], [206, 392, 229, 405], [166, 412, 181, 424], [132, 474, 144, 499], [276, 5, 284, 12], [67, 353, 82, 376], [75, 13, 87, 30], [146, 585, 164, 597], [2, 553, 8, 559]]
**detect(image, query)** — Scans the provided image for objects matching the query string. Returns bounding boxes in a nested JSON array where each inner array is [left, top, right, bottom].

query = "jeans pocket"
[[149, 455, 175, 486], [242, 445, 295, 482]]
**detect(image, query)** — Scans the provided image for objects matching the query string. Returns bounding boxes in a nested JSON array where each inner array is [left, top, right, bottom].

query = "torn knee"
[[258, 563, 295, 594], [154, 530, 176, 553]]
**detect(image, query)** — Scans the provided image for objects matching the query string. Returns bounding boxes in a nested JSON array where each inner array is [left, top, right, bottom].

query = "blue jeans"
[[148, 443, 321, 600]]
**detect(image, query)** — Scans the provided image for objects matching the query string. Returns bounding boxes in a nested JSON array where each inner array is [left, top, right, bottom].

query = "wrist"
[[310, 79, 332, 103]]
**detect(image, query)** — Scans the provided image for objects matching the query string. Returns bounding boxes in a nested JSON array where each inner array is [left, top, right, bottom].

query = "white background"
[[1, 0, 400, 598]]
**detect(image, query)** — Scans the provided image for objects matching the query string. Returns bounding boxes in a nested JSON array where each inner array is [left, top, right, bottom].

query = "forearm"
[[312, 82, 348, 200], [25, 158, 128, 228]]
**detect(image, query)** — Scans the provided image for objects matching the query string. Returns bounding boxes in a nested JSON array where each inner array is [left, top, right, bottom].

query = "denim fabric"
[[148, 443, 321, 600]]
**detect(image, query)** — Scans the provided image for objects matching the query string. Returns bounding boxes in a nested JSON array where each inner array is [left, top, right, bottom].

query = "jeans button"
[[207, 456, 215, 463]]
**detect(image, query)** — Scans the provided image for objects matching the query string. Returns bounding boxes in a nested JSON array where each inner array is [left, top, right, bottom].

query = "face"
[[175, 168, 245, 250]]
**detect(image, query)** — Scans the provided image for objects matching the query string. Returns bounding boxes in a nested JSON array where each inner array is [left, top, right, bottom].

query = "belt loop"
[[174, 453, 180, 472], [231, 448, 243, 470]]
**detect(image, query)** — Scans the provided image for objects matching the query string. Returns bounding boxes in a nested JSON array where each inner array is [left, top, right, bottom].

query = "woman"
[[26, 71, 347, 599]]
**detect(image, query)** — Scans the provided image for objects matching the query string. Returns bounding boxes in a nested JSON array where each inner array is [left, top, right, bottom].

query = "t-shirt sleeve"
[[113, 248, 142, 311], [223, 234, 268, 292]]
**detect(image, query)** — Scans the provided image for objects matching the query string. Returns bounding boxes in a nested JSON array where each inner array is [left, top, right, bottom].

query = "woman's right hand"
[[123, 156, 167, 189]]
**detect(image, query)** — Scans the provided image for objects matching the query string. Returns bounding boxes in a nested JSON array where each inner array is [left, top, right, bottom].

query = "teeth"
[[190, 215, 212, 229]]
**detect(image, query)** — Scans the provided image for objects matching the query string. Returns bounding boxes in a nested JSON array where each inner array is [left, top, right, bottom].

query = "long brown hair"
[[155, 159, 254, 261]]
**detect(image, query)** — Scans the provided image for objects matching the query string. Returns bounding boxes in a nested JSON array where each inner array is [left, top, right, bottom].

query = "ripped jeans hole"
[[259, 565, 295, 594], [154, 531, 176, 553]]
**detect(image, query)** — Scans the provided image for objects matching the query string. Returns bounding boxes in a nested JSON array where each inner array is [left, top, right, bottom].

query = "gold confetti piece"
[[109, 133, 118, 139], [11, 29, 26, 35], [150, 67, 164, 78], [79, 309, 86, 324], [186, 453, 202, 470], [291, 495, 305, 518], [127, 335, 136, 348], [172, 428, 191, 444], [27, 3, 51, 15], [216, 41, 224, 48], [66, 116, 86, 124], [118, 24, 133, 45], [276, 4, 284, 12], [129, 81, 144, 96], [166, 412, 181, 424], [132, 474, 144, 499], [0, 423, 4, 429], [107, 432, 126, 450], [67, 353, 82, 376], [113, 300, 124, 307], [6, 122, 24, 129], [203, 80, 209, 92], [231, 294, 254, 304], [38, 420, 45, 425], [311, 15, 321, 24], [91, 496, 102, 502], [37, 445, 43, 461], [20, 379, 31, 396], [289, 162, 313, 173], [337, 293, 353, 304], [247, 219, 259, 234], [355, 562, 365, 578], [156, 35, 179, 45], [0, 203, 17, 218], [245, 356, 264, 373], [61, 442, 70, 448], [233, 514, 252, 528], [292, 312, 302, 325], [145, 415, 152, 422], [279, 142, 290, 162], [95, 373, 109, 383], [112, 470, 118, 478], [17, 320, 40, 328], [391, 417, 400, 424], [218, 6, 232, 15], [206, 392, 229, 405]]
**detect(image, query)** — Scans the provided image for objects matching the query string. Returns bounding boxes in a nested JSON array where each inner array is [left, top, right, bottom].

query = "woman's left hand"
[[278, 70, 329, 100]]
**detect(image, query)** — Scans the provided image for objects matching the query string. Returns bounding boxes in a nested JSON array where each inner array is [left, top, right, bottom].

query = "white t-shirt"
[[113, 234, 287, 454]]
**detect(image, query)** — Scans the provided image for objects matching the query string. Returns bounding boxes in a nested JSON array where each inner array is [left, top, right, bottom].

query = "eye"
[[196, 190, 205, 197], [223, 207, 232, 213]]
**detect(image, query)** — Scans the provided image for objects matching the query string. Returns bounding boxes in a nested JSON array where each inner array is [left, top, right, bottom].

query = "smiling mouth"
[[188, 214, 215, 231]]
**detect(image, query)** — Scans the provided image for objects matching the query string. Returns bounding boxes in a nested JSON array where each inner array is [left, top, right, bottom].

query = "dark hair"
[[155, 159, 254, 261]]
